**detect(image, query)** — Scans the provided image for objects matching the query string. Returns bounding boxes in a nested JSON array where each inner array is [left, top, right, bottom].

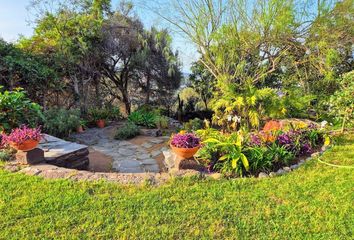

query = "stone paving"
[[71, 123, 170, 173]]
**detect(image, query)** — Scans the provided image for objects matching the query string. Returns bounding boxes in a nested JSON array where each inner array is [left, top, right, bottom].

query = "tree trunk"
[[145, 72, 151, 105], [122, 90, 131, 115]]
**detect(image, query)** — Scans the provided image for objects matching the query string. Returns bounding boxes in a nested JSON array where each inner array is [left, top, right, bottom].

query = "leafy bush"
[[196, 125, 324, 176], [106, 106, 122, 121], [183, 118, 204, 132], [115, 122, 140, 140], [155, 115, 169, 129], [88, 108, 110, 122], [128, 110, 157, 128], [0, 87, 43, 133], [0, 150, 11, 161], [196, 129, 249, 176], [43, 108, 81, 137]]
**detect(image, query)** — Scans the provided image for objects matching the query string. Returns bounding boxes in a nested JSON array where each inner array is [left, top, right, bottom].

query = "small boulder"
[[258, 172, 269, 178]]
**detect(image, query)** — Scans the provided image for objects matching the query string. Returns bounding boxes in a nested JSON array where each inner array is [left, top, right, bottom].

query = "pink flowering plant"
[[171, 133, 200, 148], [2, 125, 42, 146]]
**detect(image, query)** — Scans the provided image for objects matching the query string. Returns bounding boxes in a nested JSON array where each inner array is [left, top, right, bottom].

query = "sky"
[[0, 0, 198, 73]]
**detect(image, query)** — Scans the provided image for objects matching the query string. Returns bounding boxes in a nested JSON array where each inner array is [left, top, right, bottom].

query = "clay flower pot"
[[96, 119, 105, 128], [10, 139, 39, 152], [76, 125, 84, 133], [170, 143, 200, 159]]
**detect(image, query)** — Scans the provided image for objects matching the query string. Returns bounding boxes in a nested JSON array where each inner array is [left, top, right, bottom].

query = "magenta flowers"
[[171, 133, 200, 148], [2, 126, 42, 145]]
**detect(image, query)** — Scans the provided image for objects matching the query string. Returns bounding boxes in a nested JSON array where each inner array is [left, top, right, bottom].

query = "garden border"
[[2, 144, 331, 185]]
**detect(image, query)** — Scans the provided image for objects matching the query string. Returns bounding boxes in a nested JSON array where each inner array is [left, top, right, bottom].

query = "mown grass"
[[0, 134, 353, 239]]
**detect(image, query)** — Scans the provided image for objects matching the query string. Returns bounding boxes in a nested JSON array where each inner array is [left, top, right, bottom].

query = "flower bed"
[[195, 122, 328, 177]]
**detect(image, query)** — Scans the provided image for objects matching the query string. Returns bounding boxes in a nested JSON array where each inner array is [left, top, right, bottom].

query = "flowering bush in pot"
[[170, 132, 201, 159], [2, 126, 42, 151]]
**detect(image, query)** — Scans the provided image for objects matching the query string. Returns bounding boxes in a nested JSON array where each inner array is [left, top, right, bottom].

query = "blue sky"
[[0, 0, 197, 72]]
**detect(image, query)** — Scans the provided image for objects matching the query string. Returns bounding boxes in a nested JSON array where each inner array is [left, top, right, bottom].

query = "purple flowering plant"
[[171, 132, 200, 148], [2, 125, 42, 145]]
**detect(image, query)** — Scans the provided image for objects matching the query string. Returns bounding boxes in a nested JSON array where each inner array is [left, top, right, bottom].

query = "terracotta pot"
[[96, 119, 105, 128], [76, 125, 84, 133], [10, 139, 39, 152], [170, 143, 200, 159]]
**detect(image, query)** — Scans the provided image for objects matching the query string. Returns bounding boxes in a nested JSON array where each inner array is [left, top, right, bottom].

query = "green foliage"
[[0, 150, 11, 161], [182, 118, 204, 132], [243, 146, 273, 173], [264, 144, 295, 166], [155, 115, 169, 129], [0, 87, 43, 133], [196, 129, 249, 176], [114, 122, 140, 140], [88, 108, 110, 122], [106, 106, 122, 121], [128, 110, 158, 128], [212, 86, 284, 130], [329, 71, 354, 132], [43, 108, 81, 138], [189, 61, 216, 110]]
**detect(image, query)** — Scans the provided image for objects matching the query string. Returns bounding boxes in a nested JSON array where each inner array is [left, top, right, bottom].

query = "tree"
[[0, 39, 59, 107], [189, 61, 216, 110], [132, 27, 182, 105], [329, 71, 354, 133], [98, 9, 143, 114], [20, 0, 108, 113]]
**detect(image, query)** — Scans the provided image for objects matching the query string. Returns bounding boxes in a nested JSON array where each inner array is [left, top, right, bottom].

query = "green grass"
[[0, 135, 353, 239]]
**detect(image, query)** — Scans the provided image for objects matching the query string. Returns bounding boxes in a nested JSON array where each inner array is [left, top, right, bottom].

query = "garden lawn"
[[0, 135, 353, 239]]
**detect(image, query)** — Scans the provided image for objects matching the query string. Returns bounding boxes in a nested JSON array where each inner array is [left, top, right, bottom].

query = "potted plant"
[[170, 132, 201, 159], [2, 126, 42, 151], [76, 119, 87, 133], [89, 108, 109, 128]]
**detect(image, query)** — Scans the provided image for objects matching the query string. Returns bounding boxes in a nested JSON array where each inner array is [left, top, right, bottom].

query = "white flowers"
[[227, 115, 241, 123]]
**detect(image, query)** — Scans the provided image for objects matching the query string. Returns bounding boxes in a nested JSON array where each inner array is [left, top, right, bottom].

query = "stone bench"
[[39, 134, 89, 170]]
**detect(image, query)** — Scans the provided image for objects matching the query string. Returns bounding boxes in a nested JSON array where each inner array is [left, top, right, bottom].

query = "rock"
[[117, 148, 135, 156], [149, 138, 165, 144], [151, 150, 161, 157], [141, 143, 153, 149], [311, 152, 320, 158], [209, 173, 222, 180], [283, 167, 291, 172], [290, 164, 299, 169], [39, 134, 89, 170], [143, 164, 160, 173], [16, 148, 45, 165], [258, 172, 269, 178], [141, 158, 157, 165], [276, 169, 285, 175], [140, 129, 162, 137], [115, 160, 142, 169], [137, 153, 151, 160]]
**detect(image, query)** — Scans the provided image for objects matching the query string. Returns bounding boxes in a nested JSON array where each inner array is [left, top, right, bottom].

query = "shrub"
[[128, 110, 157, 128], [88, 108, 110, 122], [0, 87, 43, 133], [0, 150, 11, 161], [155, 115, 169, 129], [43, 108, 81, 137], [115, 122, 140, 140], [106, 106, 121, 121], [196, 129, 249, 176], [182, 118, 204, 132]]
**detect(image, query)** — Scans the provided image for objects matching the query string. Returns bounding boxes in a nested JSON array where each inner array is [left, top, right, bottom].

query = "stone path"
[[71, 123, 170, 173]]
